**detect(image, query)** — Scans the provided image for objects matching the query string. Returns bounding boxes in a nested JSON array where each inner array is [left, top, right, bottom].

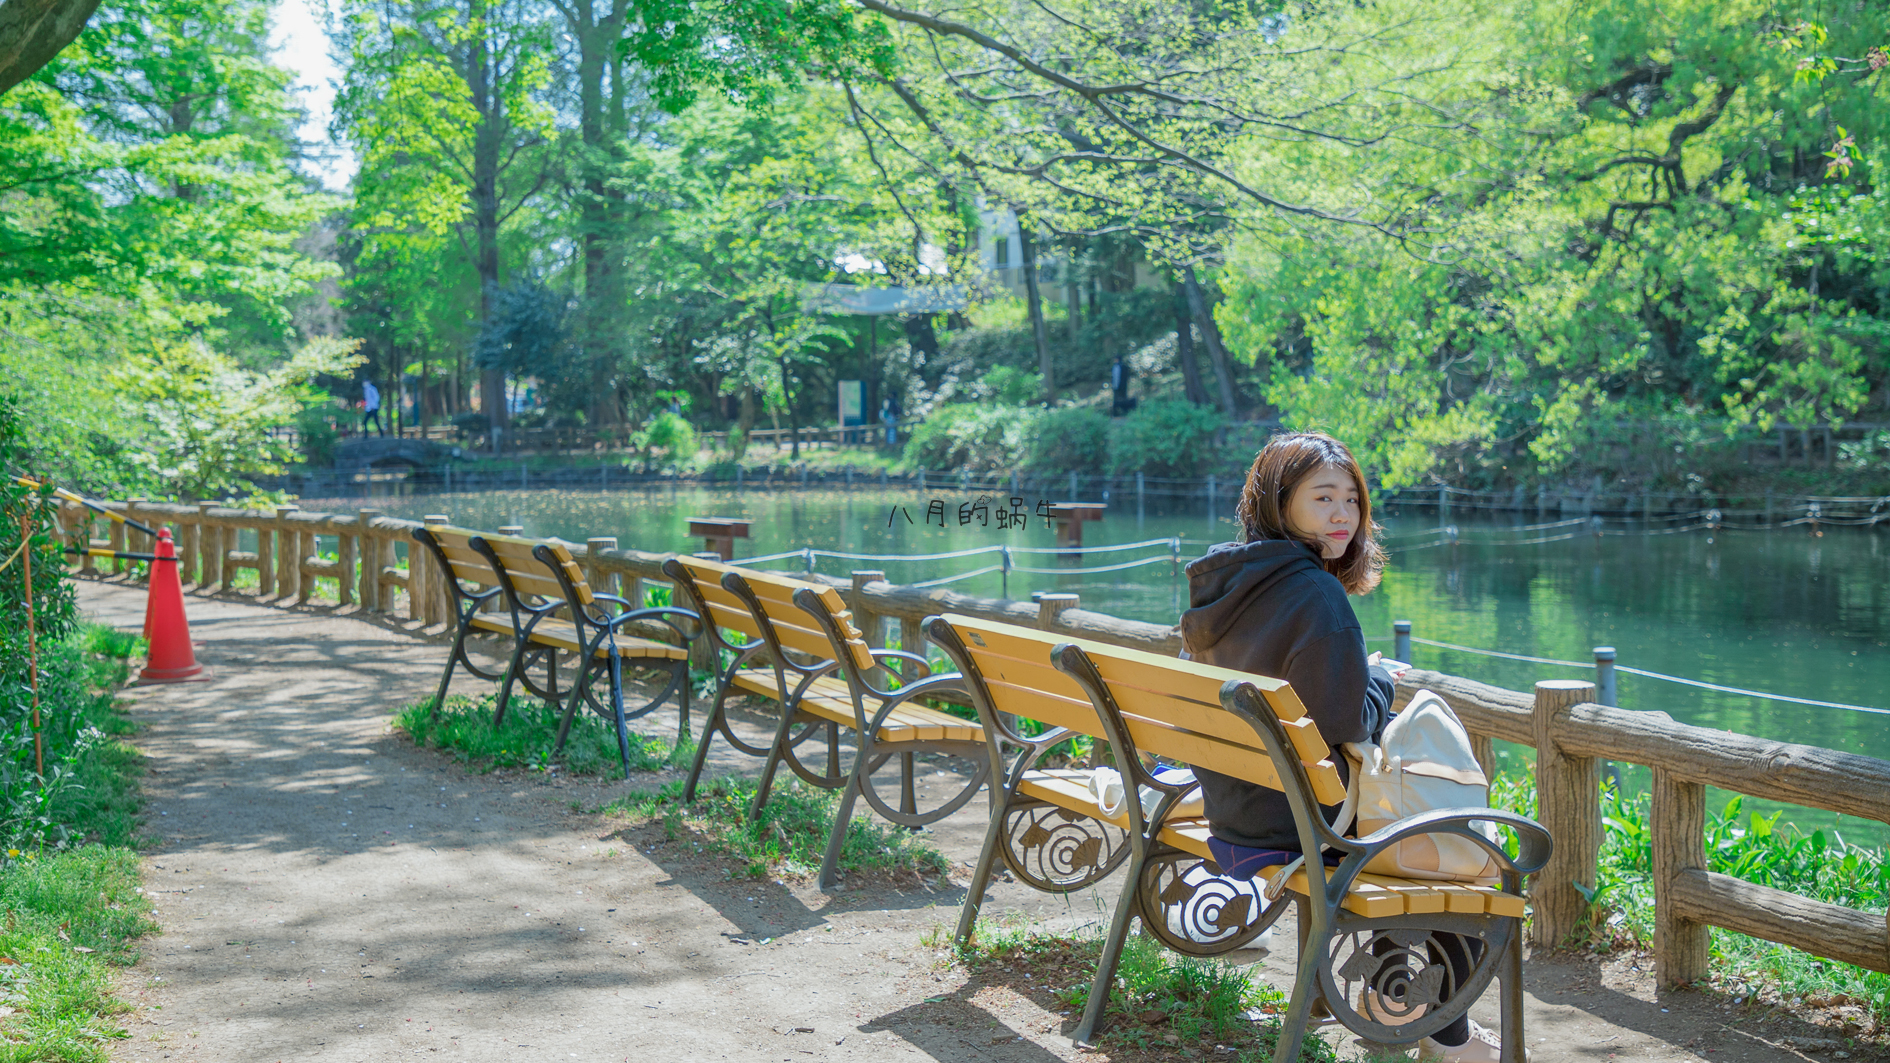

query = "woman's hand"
[[1368, 651, 1412, 681]]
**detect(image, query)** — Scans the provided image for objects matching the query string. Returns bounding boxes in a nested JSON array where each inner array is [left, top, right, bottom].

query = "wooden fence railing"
[[59, 498, 1890, 985]]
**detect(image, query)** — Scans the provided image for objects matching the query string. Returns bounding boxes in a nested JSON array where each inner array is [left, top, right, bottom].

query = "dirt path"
[[78, 580, 1875, 1063]]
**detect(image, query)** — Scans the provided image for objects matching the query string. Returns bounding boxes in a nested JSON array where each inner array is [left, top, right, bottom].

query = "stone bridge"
[[334, 436, 457, 471]]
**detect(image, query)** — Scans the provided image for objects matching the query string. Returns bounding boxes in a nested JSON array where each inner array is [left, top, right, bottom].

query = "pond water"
[[327, 484, 1890, 841]]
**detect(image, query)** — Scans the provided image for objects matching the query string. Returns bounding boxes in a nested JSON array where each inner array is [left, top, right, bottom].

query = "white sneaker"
[[1417, 1019, 1528, 1062]]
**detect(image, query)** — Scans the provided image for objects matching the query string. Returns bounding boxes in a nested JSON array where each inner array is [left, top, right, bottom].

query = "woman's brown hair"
[[1235, 431, 1385, 594]]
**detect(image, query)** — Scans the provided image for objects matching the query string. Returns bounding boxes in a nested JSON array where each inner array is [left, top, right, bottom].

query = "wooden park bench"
[[412, 527, 698, 774], [925, 613, 1551, 1058], [662, 556, 988, 886]]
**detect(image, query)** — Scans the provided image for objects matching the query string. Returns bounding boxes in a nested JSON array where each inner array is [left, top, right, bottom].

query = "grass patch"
[[0, 847, 158, 1061], [1494, 765, 1890, 1031], [944, 922, 1355, 1061], [606, 775, 949, 883], [394, 693, 692, 776], [0, 622, 156, 1060]]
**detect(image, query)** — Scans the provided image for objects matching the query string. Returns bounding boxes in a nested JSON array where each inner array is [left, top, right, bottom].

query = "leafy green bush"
[[636, 411, 699, 471], [395, 693, 690, 776], [976, 365, 1043, 405], [1105, 398, 1225, 478], [1027, 406, 1110, 475], [294, 404, 341, 466], [903, 404, 1039, 472]]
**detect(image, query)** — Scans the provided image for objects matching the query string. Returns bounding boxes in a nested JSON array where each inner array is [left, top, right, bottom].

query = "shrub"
[[976, 365, 1043, 405], [903, 404, 1039, 472], [1106, 398, 1225, 478], [294, 405, 341, 466], [1027, 406, 1110, 475], [636, 411, 699, 471]]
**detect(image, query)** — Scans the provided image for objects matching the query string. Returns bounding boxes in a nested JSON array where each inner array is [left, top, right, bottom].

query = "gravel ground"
[[75, 578, 1878, 1063]]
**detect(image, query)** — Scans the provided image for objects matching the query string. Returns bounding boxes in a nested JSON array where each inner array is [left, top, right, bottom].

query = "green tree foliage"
[[1217, 0, 1890, 488], [112, 336, 364, 499], [0, 0, 343, 495]]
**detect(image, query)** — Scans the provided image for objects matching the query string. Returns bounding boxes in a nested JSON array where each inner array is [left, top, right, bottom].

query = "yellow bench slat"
[[523, 620, 687, 660]]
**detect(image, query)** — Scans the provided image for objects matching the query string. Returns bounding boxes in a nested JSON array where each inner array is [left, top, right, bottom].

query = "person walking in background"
[[1110, 354, 1136, 415], [880, 397, 898, 446], [362, 379, 384, 437]]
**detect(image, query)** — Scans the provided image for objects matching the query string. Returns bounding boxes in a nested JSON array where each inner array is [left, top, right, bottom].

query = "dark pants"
[[363, 408, 384, 437]]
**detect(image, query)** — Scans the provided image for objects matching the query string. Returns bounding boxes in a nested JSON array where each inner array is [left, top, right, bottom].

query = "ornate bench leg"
[[1273, 948, 1323, 1063], [430, 628, 464, 717], [1501, 920, 1525, 1063], [953, 796, 1010, 942], [818, 771, 865, 891], [681, 681, 736, 802], [1073, 865, 1146, 1045], [492, 636, 531, 727]]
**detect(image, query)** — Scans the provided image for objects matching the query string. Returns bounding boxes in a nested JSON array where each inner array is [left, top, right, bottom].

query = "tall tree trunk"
[[1183, 264, 1238, 418], [467, 0, 507, 432], [1173, 281, 1208, 406], [1065, 243, 1081, 341], [735, 385, 755, 459], [568, 0, 630, 431], [1018, 219, 1054, 403]]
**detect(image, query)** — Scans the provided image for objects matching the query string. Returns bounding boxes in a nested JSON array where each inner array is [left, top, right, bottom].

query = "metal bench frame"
[[472, 537, 698, 769], [411, 526, 699, 776], [412, 525, 511, 710], [927, 613, 1552, 1060], [663, 557, 986, 887]]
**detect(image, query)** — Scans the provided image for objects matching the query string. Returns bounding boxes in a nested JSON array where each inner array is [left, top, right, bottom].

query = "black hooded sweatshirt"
[[1179, 539, 1394, 850]]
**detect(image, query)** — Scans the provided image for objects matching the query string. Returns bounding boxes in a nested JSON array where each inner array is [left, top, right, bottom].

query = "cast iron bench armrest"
[[1341, 806, 1553, 880], [595, 604, 704, 643], [859, 673, 971, 731], [866, 647, 933, 677]]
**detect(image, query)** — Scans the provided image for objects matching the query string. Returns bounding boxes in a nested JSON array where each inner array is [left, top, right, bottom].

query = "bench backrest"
[[928, 613, 1346, 806], [665, 556, 874, 672], [414, 526, 503, 602], [473, 535, 595, 610]]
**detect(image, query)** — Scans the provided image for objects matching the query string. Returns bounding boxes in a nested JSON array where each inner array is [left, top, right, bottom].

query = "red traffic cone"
[[137, 529, 210, 684]]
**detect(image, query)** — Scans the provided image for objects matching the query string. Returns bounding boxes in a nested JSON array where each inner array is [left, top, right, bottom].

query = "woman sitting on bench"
[[1179, 431, 1517, 1063]]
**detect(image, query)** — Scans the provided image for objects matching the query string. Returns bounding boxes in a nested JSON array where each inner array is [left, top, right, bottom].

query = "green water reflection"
[[338, 485, 1890, 841]]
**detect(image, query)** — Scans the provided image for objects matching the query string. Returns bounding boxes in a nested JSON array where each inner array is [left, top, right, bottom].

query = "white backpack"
[[1265, 689, 1498, 898]]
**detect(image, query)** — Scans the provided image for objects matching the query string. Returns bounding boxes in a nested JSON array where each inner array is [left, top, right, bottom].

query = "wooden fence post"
[[256, 513, 275, 598], [586, 538, 618, 598], [108, 505, 128, 575], [336, 519, 357, 607], [295, 519, 316, 606], [848, 570, 887, 684], [218, 511, 238, 594], [404, 529, 426, 623], [1037, 592, 1080, 632], [1652, 769, 1710, 986], [358, 510, 383, 612], [1531, 678, 1600, 949], [422, 515, 450, 627], [848, 570, 886, 648], [67, 503, 94, 575], [274, 507, 298, 601], [124, 499, 147, 561], [196, 502, 218, 589]]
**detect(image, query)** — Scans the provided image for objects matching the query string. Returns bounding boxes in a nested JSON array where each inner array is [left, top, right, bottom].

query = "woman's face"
[[1283, 464, 1360, 559]]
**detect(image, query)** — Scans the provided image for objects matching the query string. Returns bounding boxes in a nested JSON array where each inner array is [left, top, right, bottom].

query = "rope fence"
[[1402, 630, 1890, 718]]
